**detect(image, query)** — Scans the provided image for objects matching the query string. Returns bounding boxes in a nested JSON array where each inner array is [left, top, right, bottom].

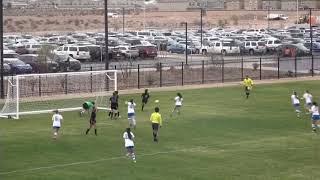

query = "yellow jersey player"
[[243, 75, 254, 99], [150, 107, 162, 142]]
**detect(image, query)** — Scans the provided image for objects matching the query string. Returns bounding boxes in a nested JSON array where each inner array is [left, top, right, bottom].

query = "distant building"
[[207, 0, 225, 10], [299, 0, 318, 9], [261, 0, 280, 10], [225, 0, 243, 10], [157, 0, 189, 11], [244, 0, 262, 10]]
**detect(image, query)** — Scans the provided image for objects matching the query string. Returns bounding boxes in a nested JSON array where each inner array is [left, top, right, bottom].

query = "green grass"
[[1, 81, 320, 180]]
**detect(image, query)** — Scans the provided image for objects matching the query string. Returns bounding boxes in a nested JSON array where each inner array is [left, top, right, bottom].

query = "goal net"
[[0, 70, 118, 119]]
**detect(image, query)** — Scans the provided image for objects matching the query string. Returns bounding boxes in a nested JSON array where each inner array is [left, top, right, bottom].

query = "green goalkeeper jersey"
[[83, 101, 95, 110]]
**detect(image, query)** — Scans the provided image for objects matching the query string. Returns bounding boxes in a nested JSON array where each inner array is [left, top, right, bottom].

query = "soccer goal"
[[0, 70, 118, 119]]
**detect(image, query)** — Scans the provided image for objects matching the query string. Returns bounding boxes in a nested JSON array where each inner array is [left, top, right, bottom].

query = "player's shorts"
[[293, 103, 300, 108], [90, 119, 96, 125], [306, 103, 312, 108], [142, 98, 148, 104], [245, 87, 251, 92], [128, 113, 135, 119], [152, 123, 159, 131], [312, 115, 320, 121], [175, 105, 182, 108], [53, 126, 60, 130], [126, 146, 134, 152], [111, 103, 118, 110]]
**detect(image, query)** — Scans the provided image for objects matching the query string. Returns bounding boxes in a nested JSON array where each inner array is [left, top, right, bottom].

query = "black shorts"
[[111, 103, 118, 110], [152, 123, 159, 131], [90, 119, 96, 125], [142, 99, 148, 104], [245, 87, 250, 92]]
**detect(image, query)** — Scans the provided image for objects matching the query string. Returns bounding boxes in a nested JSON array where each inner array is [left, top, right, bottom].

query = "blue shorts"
[[312, 115, 320, 121], [128, 113, 135, 118], [293, 104, 300, 108], [307, 103, 312, 107], [53, 126, 60, 130]]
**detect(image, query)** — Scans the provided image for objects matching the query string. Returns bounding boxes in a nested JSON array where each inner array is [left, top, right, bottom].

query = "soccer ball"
[[155, 100, 159, 103]]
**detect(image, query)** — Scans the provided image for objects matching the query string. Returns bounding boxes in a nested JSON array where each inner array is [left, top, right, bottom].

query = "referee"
[[150, 107, 162, 142]]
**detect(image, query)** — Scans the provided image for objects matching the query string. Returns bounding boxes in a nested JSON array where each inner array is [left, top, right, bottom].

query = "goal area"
[[0, 70, 118, 119]]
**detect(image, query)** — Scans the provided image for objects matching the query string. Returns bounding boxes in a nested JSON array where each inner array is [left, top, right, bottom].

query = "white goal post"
[[0, 70, 118, 119]]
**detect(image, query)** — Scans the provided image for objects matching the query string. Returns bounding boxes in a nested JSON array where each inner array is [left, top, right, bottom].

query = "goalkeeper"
[[243, 75, 254, 99], [80, 101, 95, 116]]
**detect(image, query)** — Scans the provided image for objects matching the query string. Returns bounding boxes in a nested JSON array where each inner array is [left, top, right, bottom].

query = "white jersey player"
[[127, 99, 136, 129], [52, 110, 63, 139], [123, 128, 136, 163], [302, 90, 313, 112], [310, 102, 320, 132], [172, 92, 183, 115], [291, 91, 301, 117]]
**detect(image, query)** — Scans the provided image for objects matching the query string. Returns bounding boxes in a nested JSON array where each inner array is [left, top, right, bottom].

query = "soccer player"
[[127, 99, 136, 129], [123, 128, 136, 163], [141, 89, 150, 111], [172, 93, 183, 115], [109, 92, 118, 119], [243, 75, 253, 99], [85, 104, 98, 136], [52, 110, 63, 139], [80, 101, 95, 116], [310, 102, 320, 133], [150, 107, 162, 142], [291, 91, 301, 117], [302, 90, 313, 113]]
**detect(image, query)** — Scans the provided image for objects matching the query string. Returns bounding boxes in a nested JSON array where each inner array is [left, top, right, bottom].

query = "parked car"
[[53, 45, 91, 61], [53, 54, 81, 72], [277, 43, 310, 57], [266, 39, 282, 52], [4, 59, 33, 74], [136, 45, 158, 59], [116, 45, 140, 59], [19, 54, 59, 73], [3, 63, 11, 75], [167, 44, 191, 54], [85, 45, 105, 62], [304, 42, 320, 55], [241, 41, 267, 55], [207, 41, 240, 55], [24, 43, 42, 54]]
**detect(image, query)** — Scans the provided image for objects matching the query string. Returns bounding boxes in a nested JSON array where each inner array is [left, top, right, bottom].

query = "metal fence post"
[[114, 65, 117, 70], [90, 66, 93, 93], [295, 56, 297, 77], [259, 57, 262, 80], [38, 75, 41, 97], [312, 55, 314, 77], [277, 56, 280, 79], [65, 74, 68, 94], [222, 57, 224, 83], [138, 64, 140, 89], [241, 56, 244, 80], [160, 63, 162, 87], [182, 62, 184, 86], [202, 60, 204, 84]]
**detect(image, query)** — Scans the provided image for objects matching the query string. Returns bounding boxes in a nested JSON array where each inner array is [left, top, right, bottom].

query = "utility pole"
[[104, 0, 109, 70], [185, 22, 188, 65], [0, 0, 4, 98], [310, 8, 313, 56], [200, 8, 203, 47], [122, 7, 125, 35]]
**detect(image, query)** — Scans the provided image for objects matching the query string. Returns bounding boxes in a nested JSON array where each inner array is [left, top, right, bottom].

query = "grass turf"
[[1, 81, 320, 180]]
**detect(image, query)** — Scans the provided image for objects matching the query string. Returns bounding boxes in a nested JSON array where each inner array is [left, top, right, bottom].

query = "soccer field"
[[1, 81, 320, 180]]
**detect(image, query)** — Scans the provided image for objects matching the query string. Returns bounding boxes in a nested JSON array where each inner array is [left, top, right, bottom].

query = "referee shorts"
[[152, 123, 159, 131]]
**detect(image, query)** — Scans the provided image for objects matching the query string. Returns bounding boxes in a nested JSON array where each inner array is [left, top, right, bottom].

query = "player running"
[[291, 91, 301, 117], [109, 92, 119, 119], [127, 99, 137, 129], [52, 110, 63, 139], [141, 89, 150, 111], [85, 104, 98, 136], [80, 101, 95, 116], [150, 107, 162, 142], [302, 90, 313, 113], [123, 128, 136, 163], [243, 75, 253, 99], [172, 93, 183, 115], [310, 102, 320, 133]]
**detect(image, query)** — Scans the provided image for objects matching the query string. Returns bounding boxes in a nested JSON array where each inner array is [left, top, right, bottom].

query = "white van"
[[54, 45, 91, 61]]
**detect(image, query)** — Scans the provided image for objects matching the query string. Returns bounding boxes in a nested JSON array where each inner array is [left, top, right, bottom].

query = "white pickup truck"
[[207, 41, 241, 55]]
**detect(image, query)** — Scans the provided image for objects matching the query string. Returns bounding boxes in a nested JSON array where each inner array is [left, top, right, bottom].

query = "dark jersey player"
[[109, 92, 119, 119], [85, 105, 97, 136], [141, 89, 150, 111]]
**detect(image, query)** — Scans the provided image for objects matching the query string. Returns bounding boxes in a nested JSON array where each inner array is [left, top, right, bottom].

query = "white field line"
[[0, 122, 113, 135], [0, 133, 315, 176]]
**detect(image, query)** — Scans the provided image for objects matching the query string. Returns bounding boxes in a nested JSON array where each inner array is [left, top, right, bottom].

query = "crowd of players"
[[50, 89, 184, 163], [50, 75, 319, 163]]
